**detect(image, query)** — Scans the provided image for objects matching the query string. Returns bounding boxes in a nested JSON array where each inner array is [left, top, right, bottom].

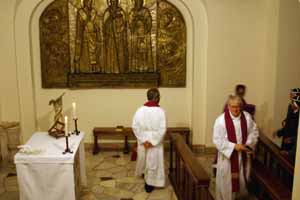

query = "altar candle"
[[72, 102, 77, 119], [64, 116, 68, 136]]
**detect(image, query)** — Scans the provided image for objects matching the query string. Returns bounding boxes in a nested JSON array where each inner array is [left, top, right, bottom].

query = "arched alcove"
[[14, 0, 208, 144]]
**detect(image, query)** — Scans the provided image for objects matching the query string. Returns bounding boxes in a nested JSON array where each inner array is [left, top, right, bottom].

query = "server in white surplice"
[[132, 88, 167, 193]]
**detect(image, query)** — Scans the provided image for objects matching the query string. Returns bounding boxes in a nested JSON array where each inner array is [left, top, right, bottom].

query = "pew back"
[[251, 133, 294, 200]]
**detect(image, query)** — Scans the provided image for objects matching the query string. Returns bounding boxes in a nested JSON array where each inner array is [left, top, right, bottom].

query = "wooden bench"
[[93, 127, 191, 154], [251, 133, 294, 200]]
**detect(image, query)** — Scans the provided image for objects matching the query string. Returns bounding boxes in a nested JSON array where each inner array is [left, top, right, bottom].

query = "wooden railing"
[[169, 133, 214, 200], [251, 133, 294, 200]]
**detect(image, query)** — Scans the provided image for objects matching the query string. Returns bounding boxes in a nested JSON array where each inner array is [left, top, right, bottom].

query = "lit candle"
[[64, 116, 68, 136], [72, 102, 77, 119]]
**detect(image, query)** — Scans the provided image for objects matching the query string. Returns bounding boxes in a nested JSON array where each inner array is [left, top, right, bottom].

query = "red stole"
[[144, 101, 160, 107], [224, 109, 248, 192]]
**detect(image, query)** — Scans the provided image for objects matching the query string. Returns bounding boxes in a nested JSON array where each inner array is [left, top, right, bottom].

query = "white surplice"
[[132, 105, 167, 187], [213, 111, 259, 200]]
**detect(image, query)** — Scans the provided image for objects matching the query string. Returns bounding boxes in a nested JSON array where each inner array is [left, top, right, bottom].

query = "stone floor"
[[0, 151, 255, 200], [80, 151, 177, 200], [0, 150, 256, 200], [0, 151, 177, 200]]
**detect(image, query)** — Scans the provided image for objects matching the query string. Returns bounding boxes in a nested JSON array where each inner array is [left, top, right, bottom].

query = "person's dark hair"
[[147, 88, 160, 101], [235, 84, 246, 92]]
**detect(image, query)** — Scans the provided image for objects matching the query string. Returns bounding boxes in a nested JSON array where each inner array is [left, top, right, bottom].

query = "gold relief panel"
[[40, 0, 70, 88], [40, 0, 186, 88], [157, 0, 186, 87]]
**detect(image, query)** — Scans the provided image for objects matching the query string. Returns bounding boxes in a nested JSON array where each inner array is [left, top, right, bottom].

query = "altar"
[[14, 132, 87, 200]]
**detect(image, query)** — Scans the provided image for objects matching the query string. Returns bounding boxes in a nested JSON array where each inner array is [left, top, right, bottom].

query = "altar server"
[[132, 88, 167, 193]]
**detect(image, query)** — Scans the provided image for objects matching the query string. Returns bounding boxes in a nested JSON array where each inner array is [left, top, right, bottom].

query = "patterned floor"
[[0, 151, 177, 200], [0, 150, 256, 200]]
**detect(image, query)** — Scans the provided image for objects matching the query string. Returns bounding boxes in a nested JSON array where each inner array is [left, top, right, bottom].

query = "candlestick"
[[72, 102, 77, 120], [72, 118, 80, 135], [64, 116, 68, 136], [62, 135, 73, 154]]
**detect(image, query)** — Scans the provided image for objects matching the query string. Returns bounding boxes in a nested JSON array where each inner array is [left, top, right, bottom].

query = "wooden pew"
[[251, 133, 294, 200], [92, 127, 191, 154], [169, 133, 214, 200]]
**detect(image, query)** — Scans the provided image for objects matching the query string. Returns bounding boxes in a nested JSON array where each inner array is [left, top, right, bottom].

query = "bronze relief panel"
[[40, 0, 186, 88]]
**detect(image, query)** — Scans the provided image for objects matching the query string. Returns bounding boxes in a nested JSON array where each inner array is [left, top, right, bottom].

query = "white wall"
[[204, 0, 268, 145], [258, 0, 280, 137], [0, 0, 20, 122], [273, 0, 300, 131]]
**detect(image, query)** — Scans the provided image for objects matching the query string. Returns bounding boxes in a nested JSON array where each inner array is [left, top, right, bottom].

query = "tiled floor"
[[0, 151, 177, 200], [0, 150, 256, 200], [81, 151, 177, 200]]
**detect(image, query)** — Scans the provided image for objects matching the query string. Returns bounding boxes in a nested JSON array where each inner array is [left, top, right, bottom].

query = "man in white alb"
[[132, 88, 167, 193], [213, 95, 259, 200]]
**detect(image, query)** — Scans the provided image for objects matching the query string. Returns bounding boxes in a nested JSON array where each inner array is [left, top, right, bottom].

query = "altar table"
[[14, 132, 87, 200]]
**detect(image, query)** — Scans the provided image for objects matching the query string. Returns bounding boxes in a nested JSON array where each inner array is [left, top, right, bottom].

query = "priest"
[[213, 94, 259, 200], [132, 88, 167, 193]]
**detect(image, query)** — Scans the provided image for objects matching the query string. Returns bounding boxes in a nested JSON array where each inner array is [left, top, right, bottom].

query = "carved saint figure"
[[103, 0, 128, 73], [74, 0, 101, 73], [129, 0, 153, 72]]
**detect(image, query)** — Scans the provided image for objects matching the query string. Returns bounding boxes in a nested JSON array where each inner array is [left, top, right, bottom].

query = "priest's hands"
[[234, 144, 253, 154], [143, 141, 154, 149], [234, 144, 247, 152]]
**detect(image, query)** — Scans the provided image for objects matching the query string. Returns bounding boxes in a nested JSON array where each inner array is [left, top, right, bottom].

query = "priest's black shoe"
[[144, 183, 154, 193]]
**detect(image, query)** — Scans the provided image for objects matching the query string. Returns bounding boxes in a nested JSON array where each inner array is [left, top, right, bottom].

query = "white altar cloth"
[[14, 132, 87, 200]]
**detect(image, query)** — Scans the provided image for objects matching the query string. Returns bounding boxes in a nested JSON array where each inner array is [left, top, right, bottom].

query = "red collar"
[[144, 101, 160, 107]]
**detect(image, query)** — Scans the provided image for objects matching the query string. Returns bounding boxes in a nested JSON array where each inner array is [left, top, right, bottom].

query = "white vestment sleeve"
[[213, 119, 235, 159], [132, 110, 147, 144], [245, 116, 259, 148], [148, 111, 167, 146]]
